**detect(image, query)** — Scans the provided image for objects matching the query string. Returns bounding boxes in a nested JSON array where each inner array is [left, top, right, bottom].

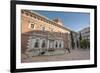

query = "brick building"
[[21, 10, 71, 56]]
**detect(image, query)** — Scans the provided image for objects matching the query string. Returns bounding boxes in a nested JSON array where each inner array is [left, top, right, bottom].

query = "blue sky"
[[33, 10, 90, 32]]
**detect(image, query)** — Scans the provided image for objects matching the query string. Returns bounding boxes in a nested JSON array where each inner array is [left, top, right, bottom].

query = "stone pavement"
[[21, 49, 90, 63]]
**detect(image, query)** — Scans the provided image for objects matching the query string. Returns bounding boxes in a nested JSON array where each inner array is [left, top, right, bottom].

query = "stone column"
[[39, 38, 42, 49], [57, 40, 60, 49], [54, 40, 56, 49], [61, 40, 64, 49], [47, 40, 49, 50]]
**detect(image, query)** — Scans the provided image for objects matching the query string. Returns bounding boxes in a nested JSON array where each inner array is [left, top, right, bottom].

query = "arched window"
[[59, 42, 61, 48], [42, 40, 46, 48], [34, 39, 39, 48]]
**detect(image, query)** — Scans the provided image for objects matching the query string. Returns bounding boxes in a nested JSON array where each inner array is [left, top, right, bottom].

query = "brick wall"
[[21, 10, 71, 53]]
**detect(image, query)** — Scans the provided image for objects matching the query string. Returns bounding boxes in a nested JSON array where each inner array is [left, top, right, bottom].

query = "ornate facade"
[[21, 10, 71, 56]]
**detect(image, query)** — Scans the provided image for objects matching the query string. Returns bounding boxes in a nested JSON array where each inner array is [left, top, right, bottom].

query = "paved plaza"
[[21, 49, 90, 63]]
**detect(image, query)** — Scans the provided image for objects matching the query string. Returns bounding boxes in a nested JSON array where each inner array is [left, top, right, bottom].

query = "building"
[[79, 27, 90, 41], [78, 26, 90, 49], [21, 10, 71, 56], [69, 27, 90, 50]]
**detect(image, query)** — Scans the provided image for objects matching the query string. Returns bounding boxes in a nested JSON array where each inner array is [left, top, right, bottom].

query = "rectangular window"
[[41, 27, 45, 31]]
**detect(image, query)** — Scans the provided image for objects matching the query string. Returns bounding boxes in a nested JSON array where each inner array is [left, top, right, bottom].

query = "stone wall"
[[21, 31, 70, 52], [21, 10, 71, 54]]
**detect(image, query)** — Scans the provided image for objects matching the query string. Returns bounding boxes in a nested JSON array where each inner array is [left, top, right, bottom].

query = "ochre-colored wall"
[[21, 10, 70, 34], [21, 10, 71, 53]]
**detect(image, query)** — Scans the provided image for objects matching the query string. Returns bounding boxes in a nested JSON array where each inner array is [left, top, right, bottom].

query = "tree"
[[79, 32, 82, 48], [70, 31, 75, 49], [77, 40, 79, 48], [79, 32, 82, 41], [80, 39, 90, 49]]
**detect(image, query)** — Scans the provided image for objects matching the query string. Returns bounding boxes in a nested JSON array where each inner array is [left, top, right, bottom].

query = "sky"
[[33, 10, 90, 32]]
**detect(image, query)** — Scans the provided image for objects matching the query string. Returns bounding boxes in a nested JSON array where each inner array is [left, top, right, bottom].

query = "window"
[[34, 39, 39, 48], [41, 27, 45, 31], [27, 38, 36, 49], [59, 43, 61, 48], [30, 14, 33, 17], [42, 40, 46, 48], [25, 12, 29, 16], [31, 24, 34, 29], [29, 22, 35, 30]]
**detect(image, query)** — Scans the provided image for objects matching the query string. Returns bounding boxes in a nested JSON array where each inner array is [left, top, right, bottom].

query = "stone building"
[[21, 10, 71, 56], [79, 27, 90, 41], [77, 26, 90, 49]]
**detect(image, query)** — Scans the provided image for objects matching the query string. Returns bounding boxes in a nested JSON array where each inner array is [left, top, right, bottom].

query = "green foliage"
[[80, 39, 90, 49], [77, 40, 79, 48], [79, 33, 82, 41], [70, 31, 75, 49]]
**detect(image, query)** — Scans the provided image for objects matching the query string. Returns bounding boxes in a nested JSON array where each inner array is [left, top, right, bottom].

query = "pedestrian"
[[66, 48, 71, 53]]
